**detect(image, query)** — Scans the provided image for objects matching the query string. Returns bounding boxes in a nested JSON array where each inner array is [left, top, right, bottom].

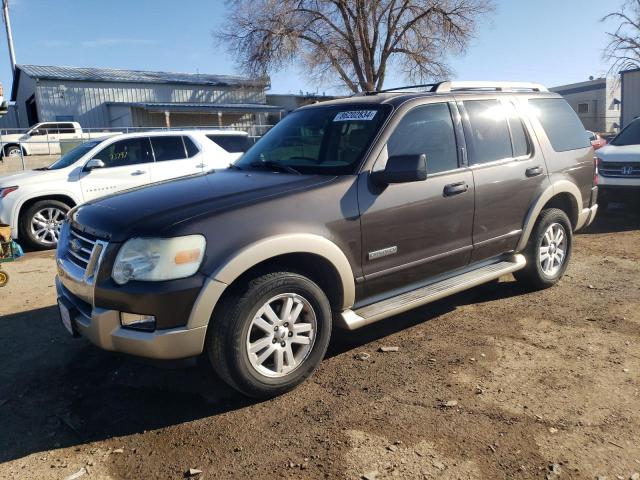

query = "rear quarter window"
[[207, 134, 252, 153], [529, 98, 590, 152]]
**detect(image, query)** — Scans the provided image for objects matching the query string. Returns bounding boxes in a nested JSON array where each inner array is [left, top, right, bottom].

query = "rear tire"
[[19, 199, 71, 250], [514, 208, 572, 290], [206, 271, 332, 398]]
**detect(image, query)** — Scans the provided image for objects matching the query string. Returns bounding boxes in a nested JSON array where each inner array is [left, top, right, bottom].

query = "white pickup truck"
[[0, 121, 119, 157]]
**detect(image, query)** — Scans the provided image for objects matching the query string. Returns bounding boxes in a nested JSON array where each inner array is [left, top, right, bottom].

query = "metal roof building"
[[550, 78, 621, 134], [3, 64, 282, 130]]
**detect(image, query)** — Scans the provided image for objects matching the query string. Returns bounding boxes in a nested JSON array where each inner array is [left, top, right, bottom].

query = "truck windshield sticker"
[[334, 110, 378, 122]]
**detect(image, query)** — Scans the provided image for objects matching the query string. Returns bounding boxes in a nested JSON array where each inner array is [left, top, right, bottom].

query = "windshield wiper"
[[249, 160, 302, 175]]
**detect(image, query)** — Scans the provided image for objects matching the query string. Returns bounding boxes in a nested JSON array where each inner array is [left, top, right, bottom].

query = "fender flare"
[[2, 142, 28, 155], [515, 180, 583, 252], [187, 233, 356, 329]]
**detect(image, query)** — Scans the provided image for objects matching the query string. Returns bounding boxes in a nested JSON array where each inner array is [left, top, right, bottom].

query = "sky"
[[0, 0, 619, 97]]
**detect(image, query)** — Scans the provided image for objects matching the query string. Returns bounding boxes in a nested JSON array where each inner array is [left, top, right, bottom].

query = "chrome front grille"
[[599, 162, 640, 178], [67, 226, 99, 270]]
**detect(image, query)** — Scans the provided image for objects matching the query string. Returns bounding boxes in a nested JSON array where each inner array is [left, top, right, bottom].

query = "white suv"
[[0, 129, 250, 249], [596, 118, 640, 208]]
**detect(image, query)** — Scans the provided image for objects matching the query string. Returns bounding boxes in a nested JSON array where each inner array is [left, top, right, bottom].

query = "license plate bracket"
[[58, 298, 79, 338]]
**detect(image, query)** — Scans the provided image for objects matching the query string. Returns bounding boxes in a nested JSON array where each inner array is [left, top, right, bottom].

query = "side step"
[[338, 254, 526, 330]]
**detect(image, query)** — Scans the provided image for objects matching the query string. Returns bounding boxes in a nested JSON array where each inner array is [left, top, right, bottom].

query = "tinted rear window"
[[529, 99, 590, 152], [151, 136, 186, 162], [207, 134, 252, 153], [463, 100, 513, 164]]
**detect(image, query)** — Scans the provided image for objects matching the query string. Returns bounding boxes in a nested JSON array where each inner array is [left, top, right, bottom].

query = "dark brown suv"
[[55, 81, 598, 398]]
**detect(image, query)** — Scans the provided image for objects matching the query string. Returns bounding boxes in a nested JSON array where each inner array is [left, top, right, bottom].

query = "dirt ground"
[[0, 205, 639, 480]]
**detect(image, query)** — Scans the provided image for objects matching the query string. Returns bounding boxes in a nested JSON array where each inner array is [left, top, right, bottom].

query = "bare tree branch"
[[603, 0, 640, 73], [217, 0, 494, 92]]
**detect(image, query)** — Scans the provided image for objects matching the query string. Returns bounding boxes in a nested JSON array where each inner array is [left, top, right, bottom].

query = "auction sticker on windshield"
[[334, 110, 377, 121]]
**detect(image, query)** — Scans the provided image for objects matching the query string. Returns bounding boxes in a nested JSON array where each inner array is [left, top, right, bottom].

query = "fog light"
[[120, 312, 156, 331]]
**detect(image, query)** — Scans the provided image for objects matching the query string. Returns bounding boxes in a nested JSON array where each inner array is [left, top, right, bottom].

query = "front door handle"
[[195, 163, 205, 168], [131, 170, 146, 176], [443, 182, 469, 196], [526, 166, 543, 177]]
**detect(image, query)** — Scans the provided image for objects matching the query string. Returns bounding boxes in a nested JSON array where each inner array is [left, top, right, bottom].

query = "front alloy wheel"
[[246, 293, 317, 378], [207, 271, 332, 398], [30, 206, 66, 247]]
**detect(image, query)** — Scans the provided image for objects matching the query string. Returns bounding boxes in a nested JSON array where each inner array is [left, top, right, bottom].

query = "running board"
[[337, 254, 526, 330]]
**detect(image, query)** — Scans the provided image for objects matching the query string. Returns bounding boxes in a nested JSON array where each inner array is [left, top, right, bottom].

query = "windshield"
[[236, 105, 391, 175], [611, 120, 640, 146], [47, 140, 101, 170]]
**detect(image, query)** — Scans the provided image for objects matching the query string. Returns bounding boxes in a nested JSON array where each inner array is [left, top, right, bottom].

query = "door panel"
[[358, 102, 474, 301], [80, 137, 153, 201], [458, 98, 550, 262]]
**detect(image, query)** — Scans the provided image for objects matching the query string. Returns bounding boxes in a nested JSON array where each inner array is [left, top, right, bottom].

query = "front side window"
[[386, 103, 458, 174], [236, 105, 391, 175], [151, 136, 186, 162], [610, 120, 640, 146], [92, 137, 153, 168], [464, 100, 513, 164], [529, 98, 590, 152]]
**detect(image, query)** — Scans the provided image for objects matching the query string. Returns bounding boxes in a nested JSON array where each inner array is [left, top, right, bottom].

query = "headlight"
[[112, 235, 206, 285]]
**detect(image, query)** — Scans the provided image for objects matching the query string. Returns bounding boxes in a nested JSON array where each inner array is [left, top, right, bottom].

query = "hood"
[[597, 144, 640, 163], [0, 133, 27, 142], [0, 167, 64, 186], [72, 170, 335, 241]]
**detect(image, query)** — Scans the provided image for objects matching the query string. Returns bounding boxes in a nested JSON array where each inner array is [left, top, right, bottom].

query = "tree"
[[217, 0, 494, 93], [603, 0, 640, 72]]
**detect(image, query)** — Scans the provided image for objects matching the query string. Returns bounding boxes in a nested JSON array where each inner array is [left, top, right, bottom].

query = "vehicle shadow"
[[0, 278, 529, 463], [580, 202, 640, 235]]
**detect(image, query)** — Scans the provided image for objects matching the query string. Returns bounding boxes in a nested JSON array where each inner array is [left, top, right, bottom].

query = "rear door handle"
[[131, 170, 146, 176], [443, 182, 469, 196], [526, 166, 543, 177]]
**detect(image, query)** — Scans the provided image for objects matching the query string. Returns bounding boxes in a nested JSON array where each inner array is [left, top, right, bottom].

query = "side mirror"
[[29, 129, 44, 136], [84, 159, 105, 171], [370, 154, 427, 186]]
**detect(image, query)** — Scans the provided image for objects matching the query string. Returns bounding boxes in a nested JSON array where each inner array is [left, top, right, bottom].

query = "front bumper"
[[56, 278, 207, 359]]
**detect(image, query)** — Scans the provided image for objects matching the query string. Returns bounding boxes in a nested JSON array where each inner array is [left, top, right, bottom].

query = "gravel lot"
[[0, 154, 57, 175], [0, 205, 638, 480]]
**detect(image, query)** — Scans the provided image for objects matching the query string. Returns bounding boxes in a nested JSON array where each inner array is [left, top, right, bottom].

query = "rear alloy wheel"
[[20, 199, 71, 250], [515, 208, 572, 289], [207, 271, 332, 398]]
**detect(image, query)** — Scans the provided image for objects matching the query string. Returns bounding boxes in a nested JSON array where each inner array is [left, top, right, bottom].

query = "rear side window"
[[387, 103, 459, 174], [183, 136, 200, 157], [207, 134, 252, 153], [529, 98, 590, 151], [151, 136, 186, 162], [463, 100, 513, 164], [58, 123, 76, 133]]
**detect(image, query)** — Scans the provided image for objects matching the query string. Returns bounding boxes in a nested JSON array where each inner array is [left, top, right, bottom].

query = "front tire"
[[4, 145, 23, 157], [19, 199, 71, 250], [206, 271, 332, 398], [514, 208, 572, 290]]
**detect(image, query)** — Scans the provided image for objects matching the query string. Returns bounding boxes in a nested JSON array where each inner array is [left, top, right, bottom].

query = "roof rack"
[[359, 81, 548, 96], [434, 81, 548, 93]]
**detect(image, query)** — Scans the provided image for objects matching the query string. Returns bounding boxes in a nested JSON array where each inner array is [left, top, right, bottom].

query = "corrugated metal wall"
[[622, 70, 640, 128], [34, 79, 267, 128]]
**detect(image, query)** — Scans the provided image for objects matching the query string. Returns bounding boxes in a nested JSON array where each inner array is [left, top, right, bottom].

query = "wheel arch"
[[187, 234, 356, 330], [16, 194, 78, 236], [516, 180, 582, 252], [3, 143, 28, 156]]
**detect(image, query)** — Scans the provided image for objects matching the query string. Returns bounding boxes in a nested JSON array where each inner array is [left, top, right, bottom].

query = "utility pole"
[[2, 0, 16, 74]]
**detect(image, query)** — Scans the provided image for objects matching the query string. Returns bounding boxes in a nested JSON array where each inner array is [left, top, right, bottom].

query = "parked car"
[[586, 130, 607, 150], [596, 118, 640, 207], [55, 81, 598, 398], [0, 121, 121, 158], [0, 129, 248, 249]]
